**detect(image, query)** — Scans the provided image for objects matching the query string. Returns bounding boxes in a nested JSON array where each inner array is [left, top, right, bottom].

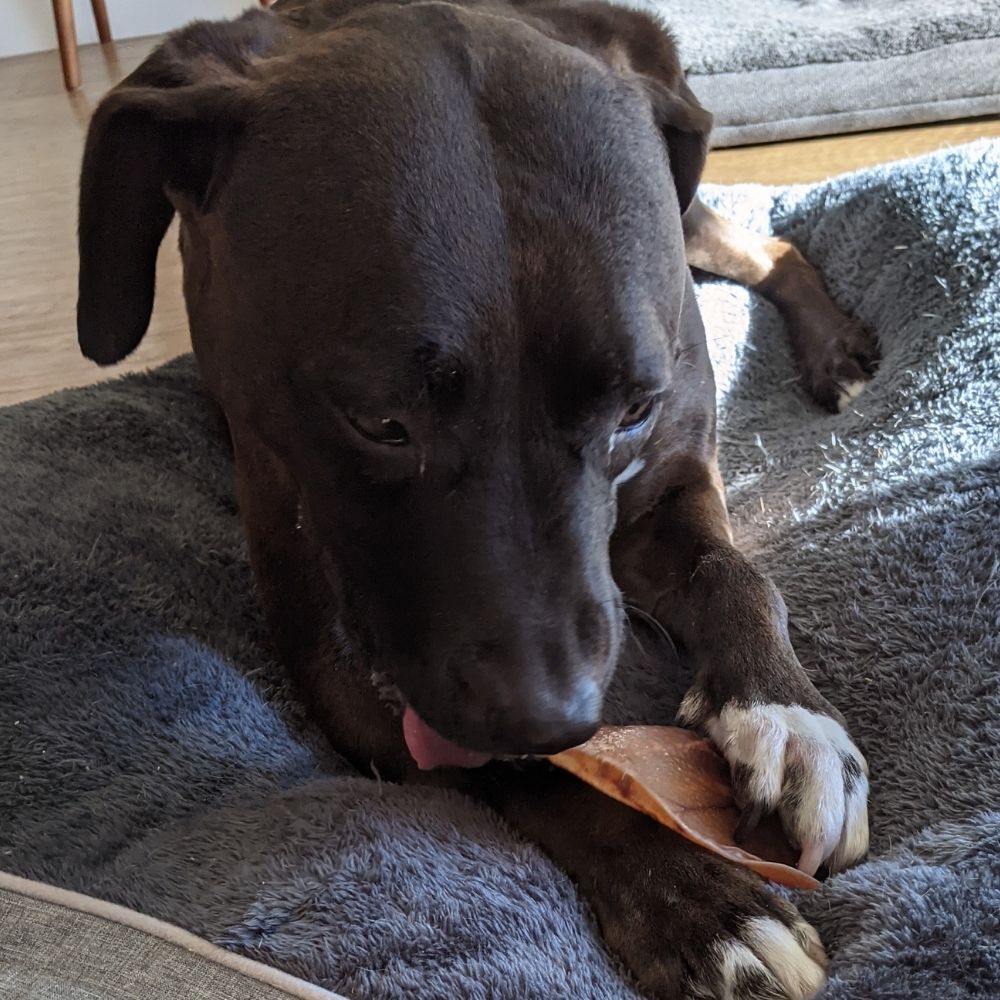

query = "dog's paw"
[[685, 914, 827, 1000], [531, 768, 828, 999], [678, 694, 869, 875], [627, 848, 827, 1000], [799, 318, 879, 414]]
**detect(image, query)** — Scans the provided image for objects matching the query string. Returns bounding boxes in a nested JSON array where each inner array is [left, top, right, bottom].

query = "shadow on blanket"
[[1, 142, 998, 999]]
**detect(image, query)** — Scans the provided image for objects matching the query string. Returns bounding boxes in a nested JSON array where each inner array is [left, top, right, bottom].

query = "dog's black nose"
[[437, 601, 618, 756], [511, 716, 600, 756], [484, 676, 603, 755]]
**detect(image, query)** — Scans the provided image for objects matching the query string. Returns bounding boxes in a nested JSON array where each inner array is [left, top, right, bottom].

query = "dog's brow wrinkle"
[[410, 338, 470, 405], [427, 365, 466, 405]]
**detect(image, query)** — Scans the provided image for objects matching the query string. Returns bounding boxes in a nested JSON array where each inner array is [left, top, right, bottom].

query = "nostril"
[[543, 638, 566, 679]]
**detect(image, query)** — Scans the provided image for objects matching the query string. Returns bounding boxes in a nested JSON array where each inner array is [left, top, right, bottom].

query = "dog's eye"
[[616, 397, 656, 434], [347, 413, 411, 447]]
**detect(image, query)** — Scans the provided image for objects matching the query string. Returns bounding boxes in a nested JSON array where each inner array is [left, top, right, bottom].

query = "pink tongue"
[[402, 706, 492, 771]]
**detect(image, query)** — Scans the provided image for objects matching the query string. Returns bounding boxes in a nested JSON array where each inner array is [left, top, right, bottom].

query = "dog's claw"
[[797, 842, 825, 879]]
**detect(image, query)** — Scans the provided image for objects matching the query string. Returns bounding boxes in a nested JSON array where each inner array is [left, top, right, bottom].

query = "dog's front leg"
[[612, 462, 868, 875], [484, 761, 826, 999]]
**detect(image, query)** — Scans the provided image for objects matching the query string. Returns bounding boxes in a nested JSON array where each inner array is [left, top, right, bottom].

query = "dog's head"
[[78, 4, 711, 761]]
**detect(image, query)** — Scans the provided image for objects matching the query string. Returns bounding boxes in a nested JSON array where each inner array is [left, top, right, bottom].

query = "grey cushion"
[[626, 1, 1000, 145]]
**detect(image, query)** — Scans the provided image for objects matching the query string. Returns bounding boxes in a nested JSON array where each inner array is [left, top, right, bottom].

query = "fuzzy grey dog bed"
[[2, 142, 999, 999], [634, 1, 1000, 145]]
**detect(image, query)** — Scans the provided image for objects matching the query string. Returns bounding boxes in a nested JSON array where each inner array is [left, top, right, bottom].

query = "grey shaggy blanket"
[[2, 143, 1000, 999], [629, 1, 1000, 145]]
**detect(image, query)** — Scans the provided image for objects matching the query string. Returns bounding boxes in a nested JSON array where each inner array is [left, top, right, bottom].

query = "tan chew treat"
[[548, 725, 820, 890]]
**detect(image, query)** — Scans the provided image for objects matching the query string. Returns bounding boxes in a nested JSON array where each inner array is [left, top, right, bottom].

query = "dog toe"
[[798, 319, 880, 413], [689, 916, 826, 1000], [835, 378, 867, 411]]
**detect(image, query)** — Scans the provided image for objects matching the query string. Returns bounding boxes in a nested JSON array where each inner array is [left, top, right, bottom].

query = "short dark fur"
[[77, 1, 864, 993]]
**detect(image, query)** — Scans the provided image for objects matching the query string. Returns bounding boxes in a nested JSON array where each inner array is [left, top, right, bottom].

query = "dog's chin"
[[402, 705, 493, 770]]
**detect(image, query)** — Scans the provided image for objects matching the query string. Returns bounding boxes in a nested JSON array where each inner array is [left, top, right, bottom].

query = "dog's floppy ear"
[[78, 10, 282, 365], [644, 75, 713, 215]]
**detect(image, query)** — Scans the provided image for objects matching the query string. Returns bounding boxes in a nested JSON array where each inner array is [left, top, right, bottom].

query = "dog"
[[77, 1, 878, 995]]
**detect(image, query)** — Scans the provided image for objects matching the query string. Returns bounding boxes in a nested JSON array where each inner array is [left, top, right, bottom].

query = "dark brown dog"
[[77, 1, 877, 996]]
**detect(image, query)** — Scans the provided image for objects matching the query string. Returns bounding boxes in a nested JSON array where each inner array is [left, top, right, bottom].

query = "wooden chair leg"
[[51, 0, 81, 91], [90, 0, 112, 44]]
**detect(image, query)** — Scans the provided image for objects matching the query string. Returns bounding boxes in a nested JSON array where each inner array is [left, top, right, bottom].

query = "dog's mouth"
[[369, 668, 495, 770], [371, 670, 601, 771], [402, 705, 493, 771]]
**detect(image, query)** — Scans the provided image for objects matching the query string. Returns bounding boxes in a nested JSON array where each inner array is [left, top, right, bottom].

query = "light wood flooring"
[[2, 37, 998, 406]]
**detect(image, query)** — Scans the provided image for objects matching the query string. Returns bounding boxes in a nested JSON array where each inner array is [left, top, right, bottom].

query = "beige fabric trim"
[[0, 870, 349, 1000]]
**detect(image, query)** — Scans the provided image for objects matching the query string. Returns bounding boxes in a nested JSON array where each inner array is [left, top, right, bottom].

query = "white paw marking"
[[714, 940, 778, 999], [789, 919, 828, 968], [743, 918, 826, 998], [836, 379, 867, 411], [829, 783, 869, 873], [691, 919, 826, 1000], [612, 457, 645, 488], [679, 699, 869, 874]]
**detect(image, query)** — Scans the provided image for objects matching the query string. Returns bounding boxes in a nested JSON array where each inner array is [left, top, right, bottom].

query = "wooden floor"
[[2, 37, 998, 406], [1, 38, 190, 407], [702, 118, 1000, 185]]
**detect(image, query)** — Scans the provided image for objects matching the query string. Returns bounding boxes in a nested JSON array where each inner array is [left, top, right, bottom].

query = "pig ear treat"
[[547, 725, 820, 891]]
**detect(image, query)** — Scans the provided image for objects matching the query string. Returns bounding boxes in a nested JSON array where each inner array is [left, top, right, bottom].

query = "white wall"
[[0, 0, 254, 59]]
